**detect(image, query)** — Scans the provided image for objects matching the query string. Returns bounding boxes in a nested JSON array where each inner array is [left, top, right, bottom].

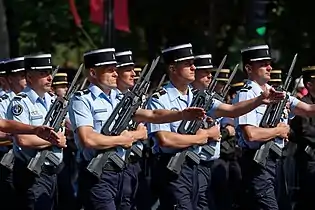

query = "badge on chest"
[[30, 110, 43, 120]]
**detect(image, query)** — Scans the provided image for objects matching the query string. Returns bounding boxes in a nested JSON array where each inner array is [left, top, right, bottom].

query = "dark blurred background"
[[0, 0, 313, 84]]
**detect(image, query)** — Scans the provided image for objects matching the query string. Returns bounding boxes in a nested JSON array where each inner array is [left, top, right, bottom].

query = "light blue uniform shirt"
[[0, 91, 16, 152], [220, 117, 234, 128], [0, 91, 16, 119], [69, 84, 123, 162], [233, 80, 300, 149], [147, 82, 222, 161], [7, 86, 61, 163], [0, 88, 6, 97]]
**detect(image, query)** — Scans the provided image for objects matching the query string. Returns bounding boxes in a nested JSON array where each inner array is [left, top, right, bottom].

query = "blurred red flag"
[[114, 0, 130, 32], [69, 0, 82, 27], [90, 0, 104, 25], [90, 0, 130, 32]]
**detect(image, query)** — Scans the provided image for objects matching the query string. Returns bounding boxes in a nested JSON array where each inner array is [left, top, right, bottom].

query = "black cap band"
[[116, 51, 134, 68], [194, 54, 213, 69], [25, 54, 53, 71], [241, 45, 271, 65], [5, 57, 25, 74], [84, 48, 117, 69], [162, 44, 194, 64]]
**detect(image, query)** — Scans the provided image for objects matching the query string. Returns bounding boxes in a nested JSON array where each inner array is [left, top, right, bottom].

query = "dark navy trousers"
[[13, 159, 57, 210], [0, 151, 16, 210], [79, 161, 141, 210], [295, 151, 315, 210], [240, 150, 280, 210], [153, 155, 212, 210]]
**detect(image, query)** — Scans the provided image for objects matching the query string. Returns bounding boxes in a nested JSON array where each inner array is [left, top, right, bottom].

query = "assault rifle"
[[86, 57, 160, 178], [26, 64, 84, 175], [0, 65, 60, 171], [253, 54, 297, 167], [166, 55, 227, 175]]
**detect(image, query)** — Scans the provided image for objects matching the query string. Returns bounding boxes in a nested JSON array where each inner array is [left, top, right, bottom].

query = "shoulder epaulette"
[[13, 92, 27, 100], [0, 94, 9, 100], [48, 92, 55, 97], [240, 84, 252, 92], [74, 89, 90, 96], [152, 88, 167, 99]]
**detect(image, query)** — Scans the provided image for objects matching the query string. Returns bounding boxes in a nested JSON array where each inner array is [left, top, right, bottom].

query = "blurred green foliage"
[[3, 0, 315, 76]]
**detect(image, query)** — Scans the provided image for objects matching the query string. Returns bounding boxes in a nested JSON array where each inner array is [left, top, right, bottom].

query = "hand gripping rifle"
[[0, 66, 61, 171], [166, 55, 227, 175], [86, 57, 160, 178], [26, 64, 84, 175], [253, 54, 297, 167]]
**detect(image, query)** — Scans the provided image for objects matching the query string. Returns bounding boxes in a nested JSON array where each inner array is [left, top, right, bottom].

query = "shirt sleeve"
[[0, 103, 6, 119], [234, 91, 258, 126], [206, 98, 223, 119], [146, 98, 172, 135], [288, 95, 300, 115], [69, 96, 94, 130]]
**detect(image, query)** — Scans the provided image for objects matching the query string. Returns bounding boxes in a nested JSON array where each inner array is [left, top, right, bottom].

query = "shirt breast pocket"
[[30, 115, 44, 126], [93, 109, 107, 132], [171, 120, 181, 132], [255, 106, 266, 125]]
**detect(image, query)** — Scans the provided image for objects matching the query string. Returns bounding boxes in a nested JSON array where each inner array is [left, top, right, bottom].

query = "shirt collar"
[[165, 82, 193, 103], [23, 86, 41, 104], [88, 84, 119, 103], [114, 88, 125, 99], [23, 86, 51, 106], [7, 91, 16, 100]]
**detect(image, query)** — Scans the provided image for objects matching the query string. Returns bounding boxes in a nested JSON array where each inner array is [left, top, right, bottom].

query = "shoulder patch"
[[152, 88, 167, 99], [74, 89, 90, 96], [48, 92, 55, 97], [0, 94, 9, 100], [11, 104, 23, 116]]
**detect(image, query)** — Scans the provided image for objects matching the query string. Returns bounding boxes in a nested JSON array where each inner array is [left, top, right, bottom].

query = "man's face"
[[117, 66, 136, 89], [92, 65, 118, 89], [194, 69, 212, 89], [53, 84, 68, 97], [27, 70, 53, 92], [0, 76, 10, 91], [173, 59, 196, 83], [8, 71, 27, 92], [247, 60, 272, 83]]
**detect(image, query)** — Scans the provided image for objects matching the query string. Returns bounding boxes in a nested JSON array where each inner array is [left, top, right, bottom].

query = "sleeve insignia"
[[11, 104, 23, 116]]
